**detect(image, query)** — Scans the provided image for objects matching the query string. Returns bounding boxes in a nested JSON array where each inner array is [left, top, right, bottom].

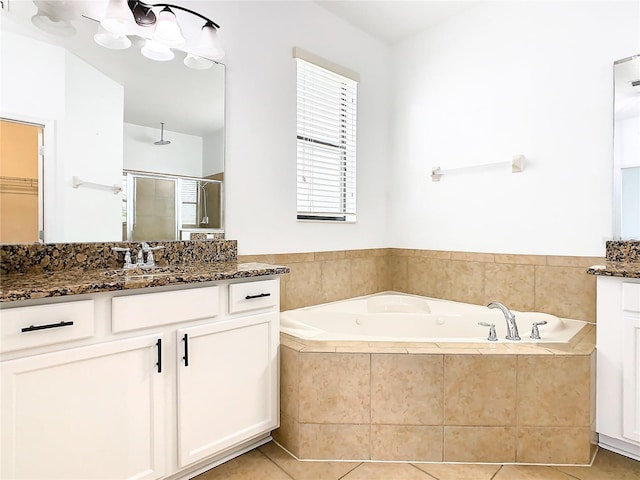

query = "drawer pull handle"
[[21, 321, 74, 333], [245, 293, 271, 300], [156, 338, 162, 373], [183, 333, 189, 367]]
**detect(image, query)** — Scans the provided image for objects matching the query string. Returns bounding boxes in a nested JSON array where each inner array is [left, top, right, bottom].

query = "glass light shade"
[[141, 39, 175, 62], [153, 8, 186, 48], [31, 11, 76, 37], [195, 24, 224, 60], [184, 54, 214, 70], [101, 0, 138, 35], [94, 25, 131, 50]]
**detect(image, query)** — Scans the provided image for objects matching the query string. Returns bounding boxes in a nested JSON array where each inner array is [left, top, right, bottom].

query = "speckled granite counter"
[[0, 240, 289, 302], [586, 240, 640, 278], [0, 261, 290, 302]]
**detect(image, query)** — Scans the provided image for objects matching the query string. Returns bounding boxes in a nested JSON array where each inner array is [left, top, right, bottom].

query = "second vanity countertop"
[[586, 262, 640, 279], [0, 262, 290, 303]]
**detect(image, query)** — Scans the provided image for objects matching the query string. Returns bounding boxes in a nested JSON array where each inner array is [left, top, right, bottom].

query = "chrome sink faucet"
[[112, 243, 165, 269], [487, 301, 521, 341]]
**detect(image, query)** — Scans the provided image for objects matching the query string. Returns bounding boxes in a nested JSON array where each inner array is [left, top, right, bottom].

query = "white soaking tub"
[[280, 292, 586, 343]]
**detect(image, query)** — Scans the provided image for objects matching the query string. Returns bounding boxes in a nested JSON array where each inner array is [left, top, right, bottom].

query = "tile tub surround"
[[0, 239, 238, 275], [239, 248, 603, 322], [275, 325, 597, 465]]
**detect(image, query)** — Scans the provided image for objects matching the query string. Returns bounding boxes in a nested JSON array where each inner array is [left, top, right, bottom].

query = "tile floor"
[[195, 441, 640, 480]]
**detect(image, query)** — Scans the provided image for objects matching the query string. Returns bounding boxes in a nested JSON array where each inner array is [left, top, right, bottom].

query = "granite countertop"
[[586, 262, 640, 279], [0, 262, 290, 303]]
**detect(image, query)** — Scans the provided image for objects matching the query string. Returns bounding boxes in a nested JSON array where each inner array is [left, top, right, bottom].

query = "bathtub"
[[280, 292, 586, 343]]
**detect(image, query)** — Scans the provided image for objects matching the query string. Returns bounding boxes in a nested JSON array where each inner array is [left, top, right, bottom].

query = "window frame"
[[294, 48, 359, 223]]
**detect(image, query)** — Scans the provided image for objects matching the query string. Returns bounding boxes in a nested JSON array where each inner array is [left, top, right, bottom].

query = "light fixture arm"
[[129, 1, 221, 29]]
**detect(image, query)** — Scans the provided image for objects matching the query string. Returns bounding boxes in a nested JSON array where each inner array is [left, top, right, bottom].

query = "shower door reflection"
[[123, 171, 222, 241]]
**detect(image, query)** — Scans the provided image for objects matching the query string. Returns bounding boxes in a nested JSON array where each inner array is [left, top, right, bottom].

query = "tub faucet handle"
[[529, 320, 548, 340], [478, 321, 498, 342]]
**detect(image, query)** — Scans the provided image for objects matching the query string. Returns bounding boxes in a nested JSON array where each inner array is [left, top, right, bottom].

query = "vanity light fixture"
[[99, 0, 224, 67], [30, 0, 224, 69]]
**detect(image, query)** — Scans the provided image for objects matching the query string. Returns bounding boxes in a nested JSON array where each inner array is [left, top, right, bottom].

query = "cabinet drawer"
[[0, 300, 95, 353], [228, 279, 279, 314], [112, 286, 219, 333], [623, 282, 640, 313]]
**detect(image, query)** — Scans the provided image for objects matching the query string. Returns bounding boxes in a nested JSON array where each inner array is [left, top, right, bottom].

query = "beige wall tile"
[[546, 256, 606, 268], [414, 250, 452, 259], [273, 412, 300, 457], [346, 248, 389, 258], [370, 425, 443, 461], [315, 251, 346, 261], [375, 256, 392, 291], [516, 427, 593, 464], [517, 356, 591, 427], [484, 263, 535, 311], [321, 259, 352, 303], [494, 254, 547, 266], [271, 252, 316, 263], [446, 261, 485, 304], [298, 423, 370, 460], [285, 261, 323, 310], [280, 345, 299, 421], [371, 354, 443, 425], [351, 257, 378, 297], [444, 426, 516, 462], [534, 266, 596, 322], [298, 353, 370, 424], [444, 355, 517, 426], [451, 252, 495, 263], [389, 248, 416, 257], [407, 257, 448, 298], [389, 256, 408, 292]]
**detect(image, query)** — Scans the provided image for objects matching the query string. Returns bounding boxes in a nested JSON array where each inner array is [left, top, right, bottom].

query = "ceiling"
[[315, 1, 481, 45]]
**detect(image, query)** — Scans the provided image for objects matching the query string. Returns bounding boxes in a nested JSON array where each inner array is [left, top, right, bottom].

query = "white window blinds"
[[296, 55, 358, 222]]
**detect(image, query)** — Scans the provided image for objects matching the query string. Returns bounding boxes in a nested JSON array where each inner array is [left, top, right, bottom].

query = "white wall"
[[202, 128, 224, 177], [124, 123, 204, 177], [196, 1, 392, 255], [388, 1, 639, 256]]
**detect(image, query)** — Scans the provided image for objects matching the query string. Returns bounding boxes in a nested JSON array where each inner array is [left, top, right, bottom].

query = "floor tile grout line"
[[255, 448, 297, 480], [489, 464, 504, 480], [408, 462, 441, 480], [335, 462, 363, 480]]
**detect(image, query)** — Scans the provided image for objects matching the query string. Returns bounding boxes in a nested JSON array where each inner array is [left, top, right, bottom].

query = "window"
[[295, 48, 358, 222]]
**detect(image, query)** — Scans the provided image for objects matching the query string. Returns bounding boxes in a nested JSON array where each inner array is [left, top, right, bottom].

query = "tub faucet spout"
[[487, 301, 520, 341]]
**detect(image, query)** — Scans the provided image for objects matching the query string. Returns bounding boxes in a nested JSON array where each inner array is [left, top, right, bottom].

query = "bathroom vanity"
[[589, 241, 640, 461], [0, 241, 289, 480]]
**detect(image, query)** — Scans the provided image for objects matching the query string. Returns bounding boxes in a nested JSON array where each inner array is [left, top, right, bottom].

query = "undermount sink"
[[100, 266, 182, 278]]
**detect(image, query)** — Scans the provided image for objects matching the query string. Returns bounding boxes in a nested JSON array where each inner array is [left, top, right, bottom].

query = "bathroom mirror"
[[0, 1, 225, 244], [613, 55, 640, 240]]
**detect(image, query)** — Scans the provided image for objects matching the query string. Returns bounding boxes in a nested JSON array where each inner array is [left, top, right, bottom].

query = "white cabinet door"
[[176, 312, 279, 468], [1, 334, 165, 480]]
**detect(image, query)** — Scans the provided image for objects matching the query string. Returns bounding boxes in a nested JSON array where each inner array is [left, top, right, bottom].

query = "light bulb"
[[194, 23, 224, 60], [141, 39, 175, 62], [101, 0, 138, 35], [153, 7, 186, 48], [184, 54, 214, 70], [94, 25, 131, 50]]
